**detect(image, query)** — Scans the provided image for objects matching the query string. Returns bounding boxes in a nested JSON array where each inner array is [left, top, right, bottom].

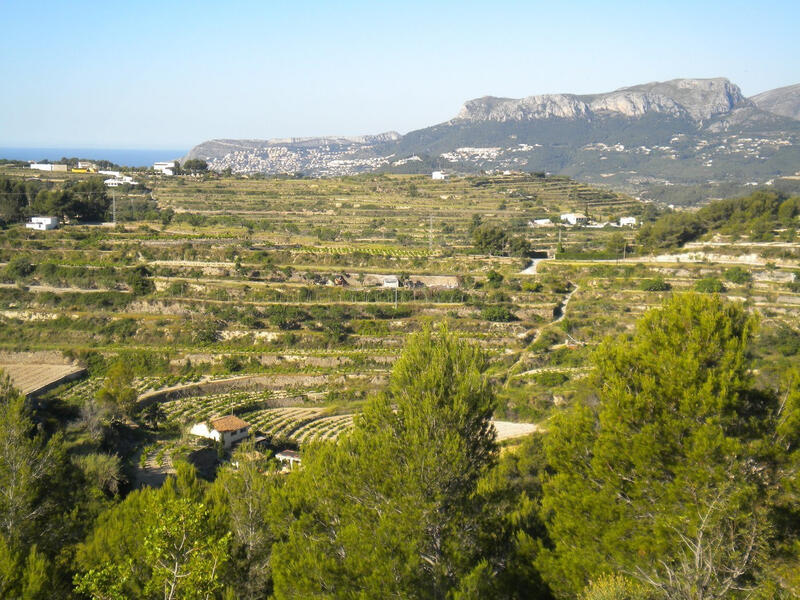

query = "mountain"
[[751, 83, 800, 121], [185, 78, 800, 203]]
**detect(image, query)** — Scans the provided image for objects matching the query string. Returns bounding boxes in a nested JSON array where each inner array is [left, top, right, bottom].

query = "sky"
[[1, 0, 798, 149]]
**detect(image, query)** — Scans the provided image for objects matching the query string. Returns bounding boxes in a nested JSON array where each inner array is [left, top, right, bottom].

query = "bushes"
[[480, 306, 518, 322], [694, 277, 726, 293], [4, 256, 35, 281], [724, 266, 752, 284], [639, 277, 671, 292]]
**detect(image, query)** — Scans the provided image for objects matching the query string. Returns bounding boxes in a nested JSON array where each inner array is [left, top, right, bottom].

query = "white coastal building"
[[154, 161, 178, 175], [29, 163, 68, 172]]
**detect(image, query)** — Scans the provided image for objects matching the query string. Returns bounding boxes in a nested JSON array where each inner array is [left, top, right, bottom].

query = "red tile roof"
[[210, 415, 250, 432]]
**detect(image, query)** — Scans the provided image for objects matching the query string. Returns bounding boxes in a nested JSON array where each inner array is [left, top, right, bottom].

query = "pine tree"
[[536, 294, 784, 599]]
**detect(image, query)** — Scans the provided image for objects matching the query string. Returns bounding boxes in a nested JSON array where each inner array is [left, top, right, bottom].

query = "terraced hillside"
[[1, 167, 797, 441]]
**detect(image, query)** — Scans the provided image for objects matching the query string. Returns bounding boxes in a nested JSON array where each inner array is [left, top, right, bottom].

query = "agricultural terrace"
[[0, 166, 798, 457]]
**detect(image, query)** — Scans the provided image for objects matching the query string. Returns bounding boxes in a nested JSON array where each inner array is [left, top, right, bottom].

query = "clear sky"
[[1, 0, 798, 149]]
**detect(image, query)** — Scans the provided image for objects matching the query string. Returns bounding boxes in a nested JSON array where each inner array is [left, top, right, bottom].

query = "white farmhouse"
[[529, 218, 554, 228], [154, 161, 178, 176], [382, 275, 399, 288], [25, 216, 59, 231], [560, 213, 588, 226], [432, 171, 448, 180], [190, 415, 251, 448], [619, 216, 637, 226]]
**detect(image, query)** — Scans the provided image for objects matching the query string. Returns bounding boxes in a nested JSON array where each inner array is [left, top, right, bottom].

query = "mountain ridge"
[[184, 77, 800, 202]]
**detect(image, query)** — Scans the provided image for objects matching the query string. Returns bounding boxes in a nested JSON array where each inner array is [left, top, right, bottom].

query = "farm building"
[[619, 216, 637, 226], [104, 175, 139, 187], [560, 213, 588, 226], [154, 161, 178, 175], [276, 450, 301, 470], [432, 171, 448, 180], [190, 415, 251, 448], [26, 216, 59, 231], [382, 275, 399, 288], [29, 163, 68, 172], [529, 218, 554, 227]]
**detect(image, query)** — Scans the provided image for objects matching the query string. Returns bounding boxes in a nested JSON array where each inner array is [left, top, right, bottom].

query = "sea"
[[0, 147, 187, 168]]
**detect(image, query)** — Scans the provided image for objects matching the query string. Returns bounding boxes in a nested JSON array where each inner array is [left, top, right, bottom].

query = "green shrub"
[[639, 277, 671, 292], [5, 256, 35, 280], [694, 277, 726, 293], [724, 266, 752, 284], [533, 371, 569, 386], [480, 306, 518, 322], [579, 573, 656, 600]]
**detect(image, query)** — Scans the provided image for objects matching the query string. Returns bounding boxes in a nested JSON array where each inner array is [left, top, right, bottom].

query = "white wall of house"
[[189, 422, 222, 443]]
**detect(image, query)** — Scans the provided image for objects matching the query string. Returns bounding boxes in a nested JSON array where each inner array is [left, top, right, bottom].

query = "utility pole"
[[112, 193, 116, 224]]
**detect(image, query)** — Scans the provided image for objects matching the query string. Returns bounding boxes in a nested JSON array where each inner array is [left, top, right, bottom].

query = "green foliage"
[[95, 361, 137, 417], [638, 277, 671, 291], [532, 371, 568, 387], [472, 223, 508, 255], [209, 442, 279, 599], [126, 264, 155, 295], [271, 326, 526, 598], [486, 269, 504, 287], [182, 159, 209, 173], [481, 305, 518, 322], [73, 453, 124, 496], [724, 266, 753, 284], [4, 255, 35, 280], [579, 574, 656, 600], [638, 191, 800, 250], [694, 277, 726, 293], [604, 233, 629, 257], [537, 294, 782, 599], [76, 462, 230, 599]]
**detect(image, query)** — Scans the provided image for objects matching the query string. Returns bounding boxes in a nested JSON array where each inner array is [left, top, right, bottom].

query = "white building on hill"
[[560, 213, 588, 226], [619, 216, 637, 226], [154, 161, 178, 175], [26, 216, 59, 231], [104, 175, 139, 187], [190, 415, 250, 448], [432, 171, 448, 180]]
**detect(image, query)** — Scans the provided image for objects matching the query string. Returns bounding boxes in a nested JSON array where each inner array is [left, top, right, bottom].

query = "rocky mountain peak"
[[455, 78, 749, 123]]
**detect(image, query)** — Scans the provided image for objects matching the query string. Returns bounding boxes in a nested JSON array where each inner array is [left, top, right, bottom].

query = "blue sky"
[[1, 0, 798, 149]]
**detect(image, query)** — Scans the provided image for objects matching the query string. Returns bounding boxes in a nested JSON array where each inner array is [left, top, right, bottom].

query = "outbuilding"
[[276, 449, 302, 470]]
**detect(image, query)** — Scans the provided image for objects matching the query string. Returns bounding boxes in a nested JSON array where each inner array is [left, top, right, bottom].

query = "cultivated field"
[[1, 167, 798, 455]]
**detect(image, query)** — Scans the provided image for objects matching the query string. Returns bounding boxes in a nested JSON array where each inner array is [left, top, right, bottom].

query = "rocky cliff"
[[454, 78, 749, 123]]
